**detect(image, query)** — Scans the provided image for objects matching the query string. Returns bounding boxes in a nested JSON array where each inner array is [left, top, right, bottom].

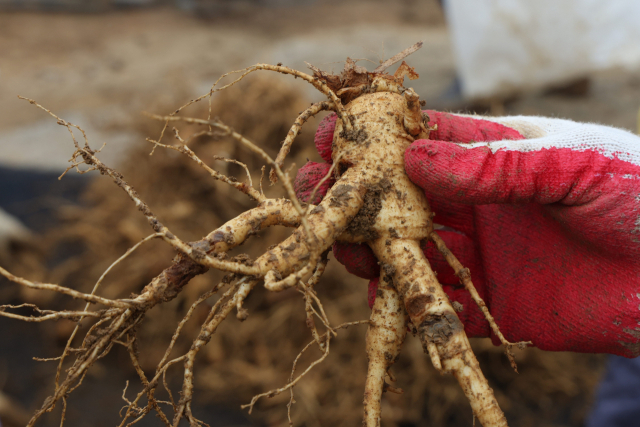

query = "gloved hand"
[[294, 111, 640, 357]]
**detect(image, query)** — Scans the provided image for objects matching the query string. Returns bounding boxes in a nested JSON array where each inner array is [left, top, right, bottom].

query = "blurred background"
[[0, 1, 639, 426]]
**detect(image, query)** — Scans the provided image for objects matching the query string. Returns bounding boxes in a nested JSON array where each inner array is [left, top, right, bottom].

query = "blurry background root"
[[0, 76, 606, 427]]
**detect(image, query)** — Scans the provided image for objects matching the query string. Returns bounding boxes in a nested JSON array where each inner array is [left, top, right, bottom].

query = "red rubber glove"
[[294, 111, 640, 357]]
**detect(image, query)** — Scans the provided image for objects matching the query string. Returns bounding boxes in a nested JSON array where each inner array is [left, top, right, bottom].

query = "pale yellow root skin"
[[331, 78, 508, 427], [257, 166, 367, 290], [371, 239, 508, 427], [363, 273, 407, 427]]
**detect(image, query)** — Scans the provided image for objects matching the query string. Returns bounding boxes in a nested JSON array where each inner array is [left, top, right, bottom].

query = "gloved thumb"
[[404, 138, 615, 206]]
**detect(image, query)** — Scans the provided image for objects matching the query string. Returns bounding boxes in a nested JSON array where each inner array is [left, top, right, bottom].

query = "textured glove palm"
[[294, 111, 640, 357]]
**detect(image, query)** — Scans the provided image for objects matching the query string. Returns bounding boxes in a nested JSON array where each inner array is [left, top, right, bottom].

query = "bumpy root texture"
[[363, 272, 407, 427], [260, 166, 367, 291], [371, 239, 508, 427], [324, 69, 510, 426]]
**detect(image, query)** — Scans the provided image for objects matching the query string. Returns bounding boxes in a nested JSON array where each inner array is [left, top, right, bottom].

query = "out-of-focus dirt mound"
[[1, 75, 604, 427]]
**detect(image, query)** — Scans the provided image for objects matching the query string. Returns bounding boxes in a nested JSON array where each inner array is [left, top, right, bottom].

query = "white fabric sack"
[[445, 0, 640, 98], [0, 208, 30, 250]]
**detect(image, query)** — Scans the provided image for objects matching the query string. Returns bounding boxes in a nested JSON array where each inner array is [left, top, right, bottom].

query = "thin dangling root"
[[429, 231, 532, 371], [242, 320, 370, 415], [149, 62, 351, 151], [171, 278, 257, 427], [270, 100, 335, 184], [362, 271, 407, 427], [299, 252, 331, 350]]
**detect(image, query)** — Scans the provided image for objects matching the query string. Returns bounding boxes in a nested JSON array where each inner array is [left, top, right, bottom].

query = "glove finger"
[[315, 113, 336, 164], [318, 111, 519, 163], [425, 194, 476, 239], [333, 241, 380, 280], [406, 138, 611, 206], [424, 110, 524, 143], [409, 112, 522, 235], [294, 162, 335, 204]]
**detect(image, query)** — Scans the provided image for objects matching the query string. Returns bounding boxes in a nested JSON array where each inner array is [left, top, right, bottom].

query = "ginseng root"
[[363, 271, 407, 426], [1, 43, 527, 427]]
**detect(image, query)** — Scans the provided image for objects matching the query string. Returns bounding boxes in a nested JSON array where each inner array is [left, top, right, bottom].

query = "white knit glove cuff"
[[462, 115, 640, 168]]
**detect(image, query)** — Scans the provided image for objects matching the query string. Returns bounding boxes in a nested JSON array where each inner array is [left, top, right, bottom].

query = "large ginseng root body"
[[328, 81, 508, 427], [1, 57, 513, 427]]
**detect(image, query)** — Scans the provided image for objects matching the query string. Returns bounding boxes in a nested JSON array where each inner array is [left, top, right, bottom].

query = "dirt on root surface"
[[346, 183, 384, 241]]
